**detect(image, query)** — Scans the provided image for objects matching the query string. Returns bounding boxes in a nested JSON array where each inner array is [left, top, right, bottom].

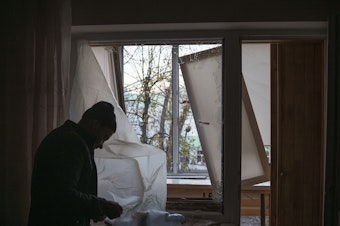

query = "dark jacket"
[[28, 120, 107, 226]]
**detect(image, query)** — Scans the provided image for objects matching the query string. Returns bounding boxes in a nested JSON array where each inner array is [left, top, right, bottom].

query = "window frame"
[[71, 22, 327, 224]]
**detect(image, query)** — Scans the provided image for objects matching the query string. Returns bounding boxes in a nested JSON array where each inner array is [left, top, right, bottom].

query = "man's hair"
[[81, 101, 117, 132]]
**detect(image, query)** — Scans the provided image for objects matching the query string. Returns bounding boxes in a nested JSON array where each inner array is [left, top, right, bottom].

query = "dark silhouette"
[[28, 101, 123, 226]]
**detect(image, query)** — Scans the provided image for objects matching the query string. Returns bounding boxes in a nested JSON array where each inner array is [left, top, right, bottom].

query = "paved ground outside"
[[241, 216, 261, 226]]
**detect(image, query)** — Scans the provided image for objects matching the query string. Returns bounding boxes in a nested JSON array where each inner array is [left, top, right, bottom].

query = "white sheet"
[[69, 41, 167, 221]]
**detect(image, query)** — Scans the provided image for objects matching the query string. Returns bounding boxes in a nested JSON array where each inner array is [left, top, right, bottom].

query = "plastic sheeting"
[[180, 46, 270, 189], [179, 48, 223, 200], [103, 210, 185, 226], [69, 41, 167, 224]]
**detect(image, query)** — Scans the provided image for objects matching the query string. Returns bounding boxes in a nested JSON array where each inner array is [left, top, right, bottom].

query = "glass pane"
[[123, 43, 222, 176], [241, 42, 271, 184], [240, 42, 271, 225], [123, 45, 173, 147]]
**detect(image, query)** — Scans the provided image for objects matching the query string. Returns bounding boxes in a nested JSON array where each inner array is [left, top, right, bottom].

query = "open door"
[[271, 41, 325, 226]]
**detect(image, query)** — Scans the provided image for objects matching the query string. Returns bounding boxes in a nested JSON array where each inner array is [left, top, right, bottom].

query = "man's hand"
[[104, 200, 123, 219], [93, 215, 106, 222]]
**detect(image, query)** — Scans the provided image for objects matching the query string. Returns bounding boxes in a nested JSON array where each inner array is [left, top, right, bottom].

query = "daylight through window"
[[122, 43, 222, 179]]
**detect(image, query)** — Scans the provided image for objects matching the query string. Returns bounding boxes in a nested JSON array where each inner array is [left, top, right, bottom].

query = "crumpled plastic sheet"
[[95, 142, 167, 219], [70, 41, 183, 225], [104, 210, 185, 226]]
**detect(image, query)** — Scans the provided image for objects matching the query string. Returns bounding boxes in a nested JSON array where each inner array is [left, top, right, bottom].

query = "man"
[[28, 101, 123, 226]]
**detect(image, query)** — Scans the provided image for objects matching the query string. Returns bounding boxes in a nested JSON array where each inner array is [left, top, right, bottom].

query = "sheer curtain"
[[1, 0, 71, 225], [92, 46, 126, 112], [70, 41, 167, 224]]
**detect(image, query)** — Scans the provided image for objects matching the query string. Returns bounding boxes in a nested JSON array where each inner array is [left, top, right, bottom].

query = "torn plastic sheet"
[[69, 40, 167, 222], [96, 142, 167, 218], [103, 210, 185, 226]]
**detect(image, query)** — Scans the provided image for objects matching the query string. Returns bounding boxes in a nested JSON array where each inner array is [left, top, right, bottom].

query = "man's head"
[[79, 101, 117, 149]]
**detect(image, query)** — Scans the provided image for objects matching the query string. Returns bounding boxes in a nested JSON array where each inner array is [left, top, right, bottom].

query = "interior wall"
[[71, 0, 334, 26]]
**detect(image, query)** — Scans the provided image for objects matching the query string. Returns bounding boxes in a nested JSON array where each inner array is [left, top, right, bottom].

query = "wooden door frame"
[[270, 40, 326, 226]]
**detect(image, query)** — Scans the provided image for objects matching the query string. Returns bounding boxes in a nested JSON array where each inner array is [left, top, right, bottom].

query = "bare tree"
[[124, 45, 172, 146], [123, 44, 201, 172]]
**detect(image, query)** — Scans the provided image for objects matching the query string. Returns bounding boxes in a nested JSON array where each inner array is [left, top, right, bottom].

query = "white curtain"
[[69, 41, 167, 223], [91, 46, 125, 110]]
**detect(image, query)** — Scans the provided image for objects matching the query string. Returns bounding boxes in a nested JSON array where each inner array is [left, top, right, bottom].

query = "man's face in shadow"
[[91, 121, 115, 149]]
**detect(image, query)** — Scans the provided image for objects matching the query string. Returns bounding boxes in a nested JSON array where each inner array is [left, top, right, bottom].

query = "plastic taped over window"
[[69, 41, 167, 223]]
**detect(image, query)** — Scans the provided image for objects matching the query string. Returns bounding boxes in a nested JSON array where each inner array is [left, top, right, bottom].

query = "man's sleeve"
[[50, 135, 107, 219]]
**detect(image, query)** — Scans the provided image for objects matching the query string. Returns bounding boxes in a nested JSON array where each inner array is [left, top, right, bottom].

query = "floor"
[[240, 216, 261, 226]]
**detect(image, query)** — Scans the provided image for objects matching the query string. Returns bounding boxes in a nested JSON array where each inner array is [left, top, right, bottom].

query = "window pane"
[[240, 42, 271, 224], [123, 44, 175, 174], [241, 43, 271, 184]]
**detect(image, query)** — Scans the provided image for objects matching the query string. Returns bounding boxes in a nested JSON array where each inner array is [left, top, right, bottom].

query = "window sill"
[[166, 197, 221, 212], [167, 182, 212, 199]]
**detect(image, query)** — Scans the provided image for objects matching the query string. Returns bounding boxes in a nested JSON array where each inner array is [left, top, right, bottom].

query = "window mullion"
[[172, 45, 179, 174]]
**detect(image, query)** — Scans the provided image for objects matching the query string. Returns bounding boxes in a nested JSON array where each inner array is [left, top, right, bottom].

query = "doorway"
[[241, 40, 325, 226]]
